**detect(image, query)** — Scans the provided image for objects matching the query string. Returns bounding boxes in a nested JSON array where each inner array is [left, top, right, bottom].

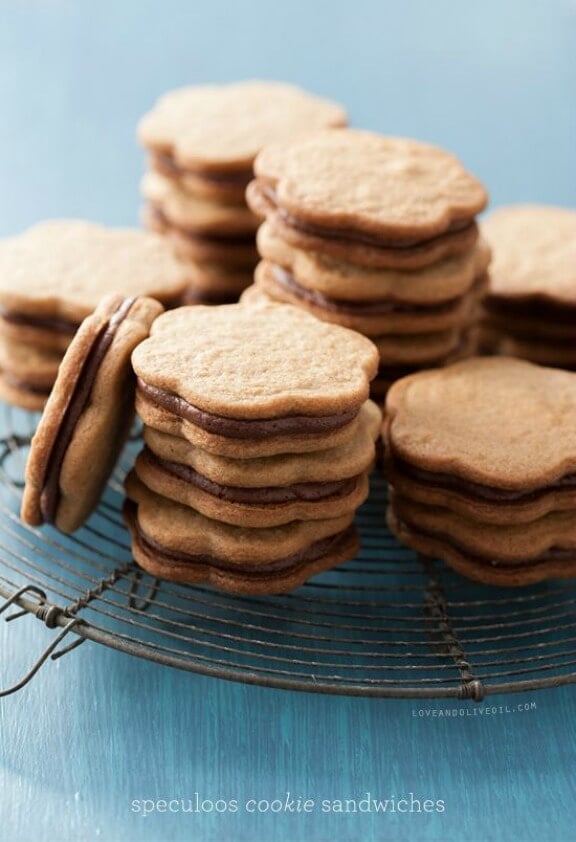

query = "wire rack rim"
[[2, 405, 576, 701], [2, 582, 576, 700]]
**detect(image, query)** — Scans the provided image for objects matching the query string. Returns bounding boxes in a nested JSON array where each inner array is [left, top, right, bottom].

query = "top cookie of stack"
[[0, 220, 189, 411], [245, 129, 489, 400], [137, 81, 347, 305]]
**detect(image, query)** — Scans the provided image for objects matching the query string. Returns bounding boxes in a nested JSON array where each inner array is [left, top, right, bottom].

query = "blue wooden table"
[[1, 2, 575, 840]]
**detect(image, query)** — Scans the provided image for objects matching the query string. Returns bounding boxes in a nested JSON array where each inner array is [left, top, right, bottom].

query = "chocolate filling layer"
[[0, 372, 52, 396], [183, 288, 240, 306], [376, 362, 444, 383], [150, 206, 256, 245], [270, 265, 466, 315], [261, 185, 475, 250], [152, 152, 252, 187], [485, 295, 576, 324], [143, 447, 360, 504], [0, 306, 79, 335], [127, 499, 355, 575], [387, 454, 576, 504], [395, 511, 576, 568], [39, 297, 137, 523], [136, 379, 359, 440]]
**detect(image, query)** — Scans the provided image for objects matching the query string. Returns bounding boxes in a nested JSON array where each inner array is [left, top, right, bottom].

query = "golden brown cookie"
[[484, 205, 576, 306], [148, 150, 250, 203], [384, 456, 576, 526], [0, 336, 62, 411], [0, 221, 188, 328], [124, 472, 358, 594], [0, 373, 51, 412], [483, 308, 576, 342], [484, 331, 576, 368], [384, 357, 576, 489], [248, 130, 487, 269], [21, 294, 163, 533], [135, 388, 367, 458], [480, 206, 576, 371], [256, 220, 491, 303], [0, 336, 61, 388], [134, 447, 370, 527], [143, 205, 258, 268], [132, 301, 378, 457], [372, 327, 470, 365], [138, 81, 347, 173], [144, 399, 380, 485], [183, 263, 255, 299], [391, 492, 576, 563], [371, 331, 477, 404], [141, 171, 259, 236], [387, 505, 576, 587], [251, 260, 487, 336]]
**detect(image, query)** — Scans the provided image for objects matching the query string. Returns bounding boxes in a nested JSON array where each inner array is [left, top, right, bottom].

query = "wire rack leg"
[[421, 557, 485, 702], [0, 586, 84, 698]]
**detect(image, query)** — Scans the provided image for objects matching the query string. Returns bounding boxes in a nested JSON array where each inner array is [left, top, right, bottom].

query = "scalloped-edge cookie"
[[256, 220, 491, 303], [141, 171, 258, 235], [0, 220, 188, 326], [138, 81, 347, 173], [132, 300, 378, 417], [21, 294, 163, 533], [387, 506, 576, 587], [484, 205, 576, 306], [142, 399, 380, 486], [247, 130, 487, 269], [384, 357, 576, 489], [250, 260, 487, 337]]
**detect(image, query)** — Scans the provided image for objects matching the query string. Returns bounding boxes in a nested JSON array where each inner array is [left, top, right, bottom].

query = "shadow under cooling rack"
[[1, 403, 576, 700]]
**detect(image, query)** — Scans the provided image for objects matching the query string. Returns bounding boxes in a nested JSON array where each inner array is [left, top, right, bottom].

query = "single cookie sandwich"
[[131, 300, 378, 457], [383, 357, 576, 586], [21, 294, 163, 532]]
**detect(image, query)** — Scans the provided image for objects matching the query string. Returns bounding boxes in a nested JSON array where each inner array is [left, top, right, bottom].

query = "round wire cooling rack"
[[1, 403, 576, 701]]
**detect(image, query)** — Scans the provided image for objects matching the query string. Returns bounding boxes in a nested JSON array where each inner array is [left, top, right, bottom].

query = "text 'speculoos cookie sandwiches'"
[[22, 294, 163, 533], [481, 205, 576, 368], [383, 357, 576, 586], [0, 220, 189, 410], [128, 300, 380, 593], [245, 129, 489, 401], [138, 81, 347, 305]]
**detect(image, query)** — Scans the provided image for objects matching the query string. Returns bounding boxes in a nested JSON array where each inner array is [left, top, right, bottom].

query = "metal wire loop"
[[0, 586, 85, 698]]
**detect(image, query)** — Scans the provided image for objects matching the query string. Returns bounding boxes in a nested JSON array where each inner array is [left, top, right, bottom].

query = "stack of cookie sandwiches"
[[244, 129, 490, 401], [383, 357, 576, 586], [127, 301, 380, 594], [481, 205, 576, 369], [0, 220, 188, 410], [137, 81, 347, 305]]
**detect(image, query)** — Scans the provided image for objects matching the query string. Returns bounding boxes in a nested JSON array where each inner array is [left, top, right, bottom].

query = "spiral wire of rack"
[[1, 403, 576, 699]]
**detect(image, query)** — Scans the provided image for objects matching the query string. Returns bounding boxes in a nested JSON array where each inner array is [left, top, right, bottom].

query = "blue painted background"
[[0, 1, 575, 840]]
